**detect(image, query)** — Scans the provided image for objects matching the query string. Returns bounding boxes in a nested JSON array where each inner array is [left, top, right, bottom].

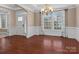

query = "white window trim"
[[0, 15, 1, 28], [0, 14, 8, 29]]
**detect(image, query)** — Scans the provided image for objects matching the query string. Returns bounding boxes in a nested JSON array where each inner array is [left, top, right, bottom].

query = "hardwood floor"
[[0, 35, 79, 54]]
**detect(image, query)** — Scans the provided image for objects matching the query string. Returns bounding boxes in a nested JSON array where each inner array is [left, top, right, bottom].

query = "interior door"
[[16, 15, 26, 35]]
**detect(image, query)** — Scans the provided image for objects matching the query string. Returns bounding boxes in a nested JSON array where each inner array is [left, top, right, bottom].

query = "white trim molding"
[[75, 27, 79, 41]]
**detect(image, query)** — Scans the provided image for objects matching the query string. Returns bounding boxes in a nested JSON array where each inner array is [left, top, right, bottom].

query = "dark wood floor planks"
[[0, 35, 79, 54]]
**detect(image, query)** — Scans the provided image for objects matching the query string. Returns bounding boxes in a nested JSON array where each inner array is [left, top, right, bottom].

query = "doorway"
[[16, 11, 27, 36]]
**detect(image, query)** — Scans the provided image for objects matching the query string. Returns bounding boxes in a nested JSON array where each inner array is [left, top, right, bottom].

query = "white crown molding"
[[52, 5, 76, 11], [0, 4, 77, 12], [66, 5, 76, 9], [0, 4, 14, 10], [17, 4, 34, 12], [32, 5, 77, 12], [0, 4, 33, 12]]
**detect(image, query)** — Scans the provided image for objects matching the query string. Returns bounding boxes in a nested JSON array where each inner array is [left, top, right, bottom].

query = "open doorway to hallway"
[[0, 4, 27, 37], [15, 9, 27, 35]]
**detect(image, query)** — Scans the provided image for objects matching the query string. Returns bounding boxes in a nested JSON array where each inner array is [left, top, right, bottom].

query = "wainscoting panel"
[[27, 26, 34, 38], [65, 27, 76, 39], [75, 28, 79, 41], [42, 29, 62, 36], [27, 26, 42, 38], [27, 26, 63, 37], [33, 26, 41, 35], [26, 26, 79, 42]]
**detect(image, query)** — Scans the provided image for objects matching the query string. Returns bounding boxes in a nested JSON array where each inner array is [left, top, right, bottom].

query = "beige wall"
[[10, 10, 16, 27], [10, 8, 76, 28], [27, 11, 34, 26], [9, 8, 77, 27], [76, 6, 79, 27], [33, 8, 76, 27], [34, 12, 41, 26], [65, 9, 68, 27], [27, 11, 41, 26], [65, 8, 76, 27]]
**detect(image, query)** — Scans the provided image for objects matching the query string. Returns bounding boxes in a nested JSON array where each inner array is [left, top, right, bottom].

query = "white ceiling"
[[23, 4, 76, 11], [1, 4, 76, 12]]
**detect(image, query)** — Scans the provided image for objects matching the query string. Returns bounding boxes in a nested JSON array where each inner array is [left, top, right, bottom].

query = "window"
[[44, 15, 52, 29], [43, 12, 63, 30], [54, 16, 62, 30], [18, 16, 23, 21], [0, 14, 7, 29]]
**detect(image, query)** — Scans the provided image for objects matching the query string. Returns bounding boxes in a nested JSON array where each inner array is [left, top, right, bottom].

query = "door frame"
[[16, 12, 27, 36]]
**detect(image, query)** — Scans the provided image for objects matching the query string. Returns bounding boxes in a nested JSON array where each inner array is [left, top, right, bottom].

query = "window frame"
[[0, 13, 8, 29]]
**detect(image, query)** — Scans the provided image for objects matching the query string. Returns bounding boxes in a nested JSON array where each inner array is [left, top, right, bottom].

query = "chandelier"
[[41, 4, 54, 15]]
